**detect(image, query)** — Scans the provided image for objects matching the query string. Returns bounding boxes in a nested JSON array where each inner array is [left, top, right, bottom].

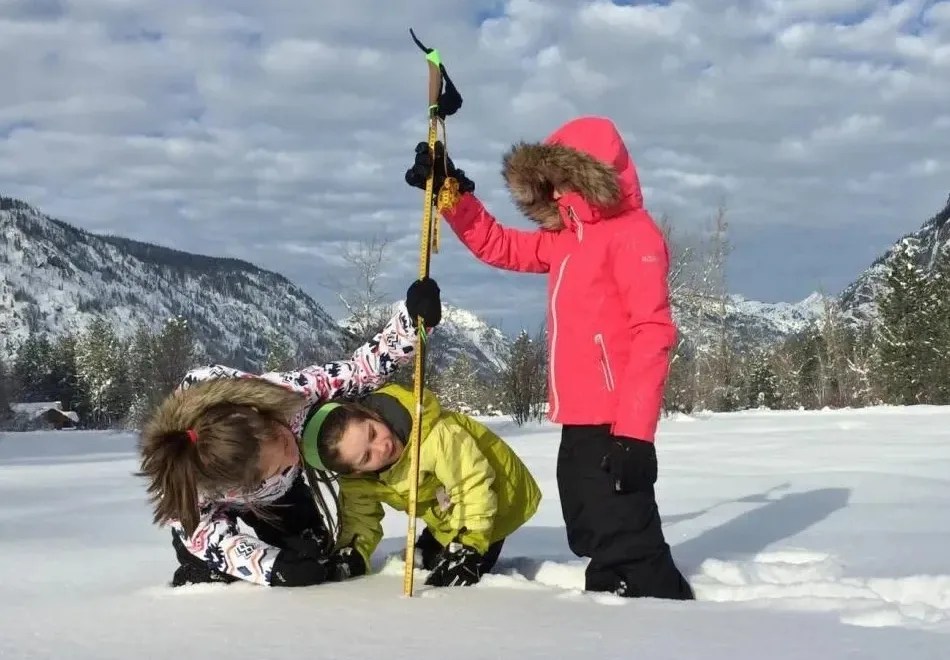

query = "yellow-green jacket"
[[335, 383, 542, 570]]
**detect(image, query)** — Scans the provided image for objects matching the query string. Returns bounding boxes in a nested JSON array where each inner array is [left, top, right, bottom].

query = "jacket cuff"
[[458, 528, 491, 555], [440, 192, 481, 230]]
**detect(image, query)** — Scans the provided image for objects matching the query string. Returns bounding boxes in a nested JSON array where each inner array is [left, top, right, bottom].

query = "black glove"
[[405, 277, 442, 328], [326, 543, 367, 582], [600, 438, 658, 494], [424, 541, 483, 587], [405, 140, 475, 198], [270, 534, 331, 587]]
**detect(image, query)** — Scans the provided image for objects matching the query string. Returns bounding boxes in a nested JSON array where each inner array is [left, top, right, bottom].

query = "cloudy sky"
[[2, 0, 948, 334]]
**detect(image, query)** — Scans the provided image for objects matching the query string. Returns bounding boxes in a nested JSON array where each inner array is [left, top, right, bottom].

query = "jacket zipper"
[[568, 206, 583, 242], [594, 333, 615, 392], [549, 256, 571, 418]]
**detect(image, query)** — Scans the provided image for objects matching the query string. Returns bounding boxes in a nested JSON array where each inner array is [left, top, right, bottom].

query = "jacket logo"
[[234, 540, 258, 558]]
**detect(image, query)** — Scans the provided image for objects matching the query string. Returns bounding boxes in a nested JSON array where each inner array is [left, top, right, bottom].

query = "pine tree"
[[152, 316, 199, 399], [123, 324, 158, 429], [264, 329, 295, 372], [75, 317, 128, 428], [875, 239, 932, 404], [0, 356, 12, 424], [924, 244, 950, 403], [11, 333, 57, 402], [50, 332, 82, 414], [743, 349, 781, 409]]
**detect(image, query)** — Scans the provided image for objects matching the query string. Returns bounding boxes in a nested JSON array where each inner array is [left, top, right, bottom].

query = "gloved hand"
[[326, 543, 367, 582], [601, 438, 658, 494], [279, 531, 326, 558], [405, 140, 475, 199], [424, 541, 483, 587], [405, 277, 442, 329], [270, 534, 331, 587]]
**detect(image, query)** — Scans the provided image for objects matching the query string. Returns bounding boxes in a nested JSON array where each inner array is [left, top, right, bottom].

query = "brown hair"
[[316, 402, 387, 475], [137, 378, 306, 536]]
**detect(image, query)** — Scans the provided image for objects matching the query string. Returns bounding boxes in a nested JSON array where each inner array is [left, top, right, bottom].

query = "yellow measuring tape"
[[402, 40, 461, 597]]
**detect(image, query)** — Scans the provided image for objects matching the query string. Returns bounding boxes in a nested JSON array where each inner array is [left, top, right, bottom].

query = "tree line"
[[662, 211, 950, 414], [2, 217, 947, 430]]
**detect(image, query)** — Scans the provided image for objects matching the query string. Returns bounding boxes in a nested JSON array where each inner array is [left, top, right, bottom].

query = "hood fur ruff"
[[502, 141, 621, 230], [143, 378, 306, 438], [501, 116, 645, 231]]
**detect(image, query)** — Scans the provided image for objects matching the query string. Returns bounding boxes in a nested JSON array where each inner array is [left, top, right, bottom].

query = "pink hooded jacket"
[[440, 116, 675, 442]]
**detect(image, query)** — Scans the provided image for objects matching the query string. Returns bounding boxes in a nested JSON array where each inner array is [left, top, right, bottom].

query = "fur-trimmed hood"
[[143, 377, 306, 440], [501, 116, 643, 230]]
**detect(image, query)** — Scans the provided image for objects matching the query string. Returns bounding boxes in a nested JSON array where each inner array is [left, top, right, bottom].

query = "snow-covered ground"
[[1, 406, 949, 659]]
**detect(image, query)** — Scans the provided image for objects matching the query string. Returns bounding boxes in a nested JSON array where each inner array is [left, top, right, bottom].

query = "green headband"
[[300, 402, 342, 471]]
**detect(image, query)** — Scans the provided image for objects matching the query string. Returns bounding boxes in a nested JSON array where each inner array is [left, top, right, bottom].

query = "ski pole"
[[402, 28, 462, 597]]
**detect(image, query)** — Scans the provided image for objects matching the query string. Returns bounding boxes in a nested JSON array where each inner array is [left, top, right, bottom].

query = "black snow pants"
[[170, 472, 329, 587], [557, 424, 694, 600]]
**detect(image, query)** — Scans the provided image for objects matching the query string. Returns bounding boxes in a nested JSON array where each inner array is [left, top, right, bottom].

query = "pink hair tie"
[[185, 429, 198, 444]]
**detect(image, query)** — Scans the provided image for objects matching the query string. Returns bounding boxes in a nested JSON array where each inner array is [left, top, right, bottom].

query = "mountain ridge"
[[8, 191, 946, 376]]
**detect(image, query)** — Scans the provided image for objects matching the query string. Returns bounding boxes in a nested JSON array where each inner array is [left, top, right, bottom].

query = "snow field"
[[1, 405, 949, 658]]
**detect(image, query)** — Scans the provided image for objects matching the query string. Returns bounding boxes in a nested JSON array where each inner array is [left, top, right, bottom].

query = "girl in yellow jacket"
[[299, 382, 541, 587]]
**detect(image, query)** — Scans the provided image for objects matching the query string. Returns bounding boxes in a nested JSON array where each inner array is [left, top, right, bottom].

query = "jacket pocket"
[[594, 333, 615, 392]]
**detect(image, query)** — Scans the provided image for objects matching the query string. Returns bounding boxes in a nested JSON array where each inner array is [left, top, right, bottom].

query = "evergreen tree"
[[0, 356, 12, 424], [152, 316, 199, 399], [50, 332, 82, 414], [743, 350, 781, 409], [124, 324, 158, 429], [11, 333, 57, 402], [924, 244, 950, 403], [264, 329, 295, 372], [75, 317, 128, 428], [875, 239, 932, 404]]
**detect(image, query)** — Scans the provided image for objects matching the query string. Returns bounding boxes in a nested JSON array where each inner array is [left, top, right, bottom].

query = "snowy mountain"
[[673, 292, 827, 352], [427, 304, 511, 375], [340, 302, 511, 380], [0, 195, 513, 376], [0, 196, 349, 370], [1, 192, 839, 378], [838, 193, 950, 324]]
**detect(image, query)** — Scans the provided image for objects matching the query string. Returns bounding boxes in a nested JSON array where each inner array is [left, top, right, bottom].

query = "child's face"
[[335, 417, 403, 474], [258, 424, 300, 480]]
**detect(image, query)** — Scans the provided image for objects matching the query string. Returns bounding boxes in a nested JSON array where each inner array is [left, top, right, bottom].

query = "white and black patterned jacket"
[[170, 302, 419, 586]]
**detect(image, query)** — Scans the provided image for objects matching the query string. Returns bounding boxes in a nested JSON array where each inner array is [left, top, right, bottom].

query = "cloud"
[[1, 0, 948, 338]]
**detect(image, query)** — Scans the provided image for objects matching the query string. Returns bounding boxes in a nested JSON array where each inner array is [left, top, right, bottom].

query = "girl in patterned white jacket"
[[137, 278, 442, 588]]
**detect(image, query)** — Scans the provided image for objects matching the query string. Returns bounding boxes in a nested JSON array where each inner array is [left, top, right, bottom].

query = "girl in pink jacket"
[[405, 116, 693, 600]]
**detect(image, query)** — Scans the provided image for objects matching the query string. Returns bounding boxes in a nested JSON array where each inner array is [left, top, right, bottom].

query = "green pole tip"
[[426, 49, 442, 67]]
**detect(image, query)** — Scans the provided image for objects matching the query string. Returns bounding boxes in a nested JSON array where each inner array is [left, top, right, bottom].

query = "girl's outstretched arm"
[[257, 301, 420, 405], [177, 301, 421, 406]]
